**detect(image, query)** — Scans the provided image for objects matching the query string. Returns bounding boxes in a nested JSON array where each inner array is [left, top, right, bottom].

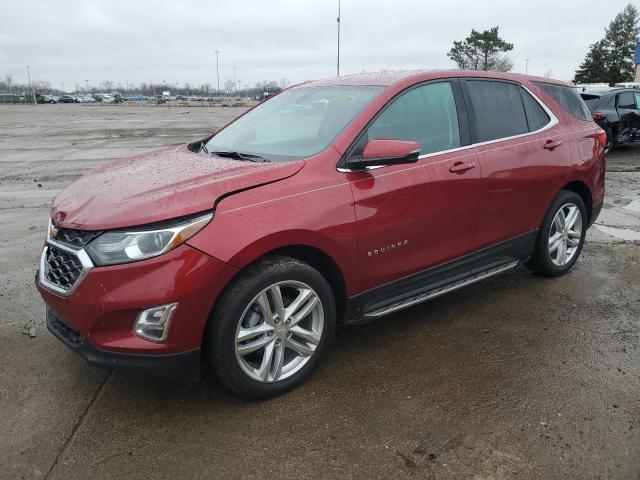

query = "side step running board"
[[363, 260, 519, 318]]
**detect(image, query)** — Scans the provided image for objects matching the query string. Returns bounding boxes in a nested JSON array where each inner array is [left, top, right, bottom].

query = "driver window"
[[367, 82, 461, 155]]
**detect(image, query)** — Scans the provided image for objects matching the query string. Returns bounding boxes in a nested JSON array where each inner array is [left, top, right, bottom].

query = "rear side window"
[[520, 88, 551, 132], [533, 82, 591, 121], [367, 81, 461, 155], [465, 80, 529, 142], [617, 91, 636, 110]]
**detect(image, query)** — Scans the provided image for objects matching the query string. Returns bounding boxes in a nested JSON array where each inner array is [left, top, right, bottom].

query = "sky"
[[0, 0, 635, 91]]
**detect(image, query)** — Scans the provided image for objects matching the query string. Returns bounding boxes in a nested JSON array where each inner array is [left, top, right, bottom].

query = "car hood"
[[51, 144, 304, 230]]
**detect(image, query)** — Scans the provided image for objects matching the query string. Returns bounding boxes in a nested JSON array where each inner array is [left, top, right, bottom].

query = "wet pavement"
[[0, 104, 638, 479]]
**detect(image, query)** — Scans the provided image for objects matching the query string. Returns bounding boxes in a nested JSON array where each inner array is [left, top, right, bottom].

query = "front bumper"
[[37, 243, 237, 381], [47, 308, 202, 382]]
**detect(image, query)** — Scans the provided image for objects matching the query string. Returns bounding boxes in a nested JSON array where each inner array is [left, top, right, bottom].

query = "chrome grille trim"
[[39, 239, 94, 297]]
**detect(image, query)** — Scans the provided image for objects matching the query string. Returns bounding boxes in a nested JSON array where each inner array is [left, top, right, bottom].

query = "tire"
[[605, 127, 614, 154], [207, 256, 336, 399], [527, 190, 587, 277]]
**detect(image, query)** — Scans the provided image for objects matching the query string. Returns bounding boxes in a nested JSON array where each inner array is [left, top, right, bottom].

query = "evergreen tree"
[[604, 3, 640, 84], [574, 3, 640, 84], [573, 41, 609, 83], [448, 27, 514, 71]]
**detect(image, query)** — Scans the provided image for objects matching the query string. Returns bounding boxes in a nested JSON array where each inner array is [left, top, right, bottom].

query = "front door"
[[345, 81, 480, 293]]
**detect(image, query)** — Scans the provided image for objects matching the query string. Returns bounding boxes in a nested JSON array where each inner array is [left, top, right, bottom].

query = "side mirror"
[[347, 139, 420, 170]]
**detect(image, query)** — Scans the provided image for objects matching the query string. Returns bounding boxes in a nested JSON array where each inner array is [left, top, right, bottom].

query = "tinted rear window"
[[534, 82, 591, 121], [580, 94, 602, 110], [465, 80, 529, 142]]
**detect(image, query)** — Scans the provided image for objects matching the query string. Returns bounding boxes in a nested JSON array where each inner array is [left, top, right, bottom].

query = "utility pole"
[[233, 67, 236, 95], [26, 65, 35, 104], [215, 50, 221, 95], [525, 58, 530, 75], [336, 0, 341, 76]]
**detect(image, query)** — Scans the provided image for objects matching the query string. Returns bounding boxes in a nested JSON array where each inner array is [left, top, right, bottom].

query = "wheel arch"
[[561, 180, 593, 224], [268, 245, 348, 323], [204, 239, 352, 346]]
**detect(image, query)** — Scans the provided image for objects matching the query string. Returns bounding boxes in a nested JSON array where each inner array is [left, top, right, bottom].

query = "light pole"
[[85, 79, 89, 93], [525, 58, 530, 75], [233, 66, 236, 95], [215, 50, 220, 95], [26, 65, 35, 104], [336, 0, 341, 76]]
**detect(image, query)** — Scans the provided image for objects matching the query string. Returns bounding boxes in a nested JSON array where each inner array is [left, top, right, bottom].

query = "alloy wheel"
[[548, 202, 582, 267], [234, 281, 324, 383]]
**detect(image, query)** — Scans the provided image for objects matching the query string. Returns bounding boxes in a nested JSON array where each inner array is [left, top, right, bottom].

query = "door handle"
[[543, 139, 563, 150], [449, 161, 476, 173]]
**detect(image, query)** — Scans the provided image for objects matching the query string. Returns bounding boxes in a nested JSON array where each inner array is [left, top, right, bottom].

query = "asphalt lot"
[[0, 104, 639, 480]]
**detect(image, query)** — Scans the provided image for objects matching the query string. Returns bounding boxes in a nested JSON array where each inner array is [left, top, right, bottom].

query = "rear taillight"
[[592, 112, 607, 121], [597, 130, 607, 150]]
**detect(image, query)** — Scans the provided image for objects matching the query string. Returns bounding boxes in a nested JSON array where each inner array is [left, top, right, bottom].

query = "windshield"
[[205, 86, 382, 161]]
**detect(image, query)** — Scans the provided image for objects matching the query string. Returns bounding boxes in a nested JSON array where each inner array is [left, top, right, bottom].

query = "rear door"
[[346, 80, 481, 292], [616, 91, 640, 142], [462, 79, 569, 249]]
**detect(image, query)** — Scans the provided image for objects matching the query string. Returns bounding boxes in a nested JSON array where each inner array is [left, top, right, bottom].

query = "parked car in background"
[[37, 71, 605, 399], [175, 95, 188, 101], [60, 95, 78, 103], [93, 93, 114, 103], [580, 87, 640, 152], [614, 82, 640, 89], [40, 95, 58, 104]]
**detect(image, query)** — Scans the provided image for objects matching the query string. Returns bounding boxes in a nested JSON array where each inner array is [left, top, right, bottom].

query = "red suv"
[[37, 71, 606, 398]]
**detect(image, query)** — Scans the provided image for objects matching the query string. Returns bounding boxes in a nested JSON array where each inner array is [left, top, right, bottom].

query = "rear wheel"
[[207, 256, 336, 399], [605, 127, 614, 154], [527, 190, 587, 277]]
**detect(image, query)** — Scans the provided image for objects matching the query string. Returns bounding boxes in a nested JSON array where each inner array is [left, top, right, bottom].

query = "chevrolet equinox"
[[37, 71, 606, 398]]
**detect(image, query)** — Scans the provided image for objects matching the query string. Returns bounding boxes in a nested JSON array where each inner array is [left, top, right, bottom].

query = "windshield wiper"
[[199, 141, 209, 155], [210, 151, 269, 162]]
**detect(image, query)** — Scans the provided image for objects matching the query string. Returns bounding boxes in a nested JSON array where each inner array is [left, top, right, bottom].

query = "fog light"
[[133, 303, 178, 343]]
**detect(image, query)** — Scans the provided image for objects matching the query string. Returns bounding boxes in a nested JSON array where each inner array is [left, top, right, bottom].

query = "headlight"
[[85, 212, 212, 266]]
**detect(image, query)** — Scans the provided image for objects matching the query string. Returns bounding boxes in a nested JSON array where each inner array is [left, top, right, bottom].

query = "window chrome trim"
[[38, 239, 94, 297], [337, 83, 559, 173]]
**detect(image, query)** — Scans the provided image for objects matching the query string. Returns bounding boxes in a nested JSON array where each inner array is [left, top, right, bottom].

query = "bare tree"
[[279, 78, 288, 89], [224, 79, 235, 95]]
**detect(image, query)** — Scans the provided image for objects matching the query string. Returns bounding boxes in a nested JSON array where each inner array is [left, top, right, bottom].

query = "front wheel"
[[527, 190, 587, 277], [207, 256, 336, 399]]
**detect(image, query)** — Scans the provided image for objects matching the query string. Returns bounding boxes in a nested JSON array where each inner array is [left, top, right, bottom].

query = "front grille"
[[47, 312, 82, 346], [52, 228, 98, 249], [45, 245, 84, 290]]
